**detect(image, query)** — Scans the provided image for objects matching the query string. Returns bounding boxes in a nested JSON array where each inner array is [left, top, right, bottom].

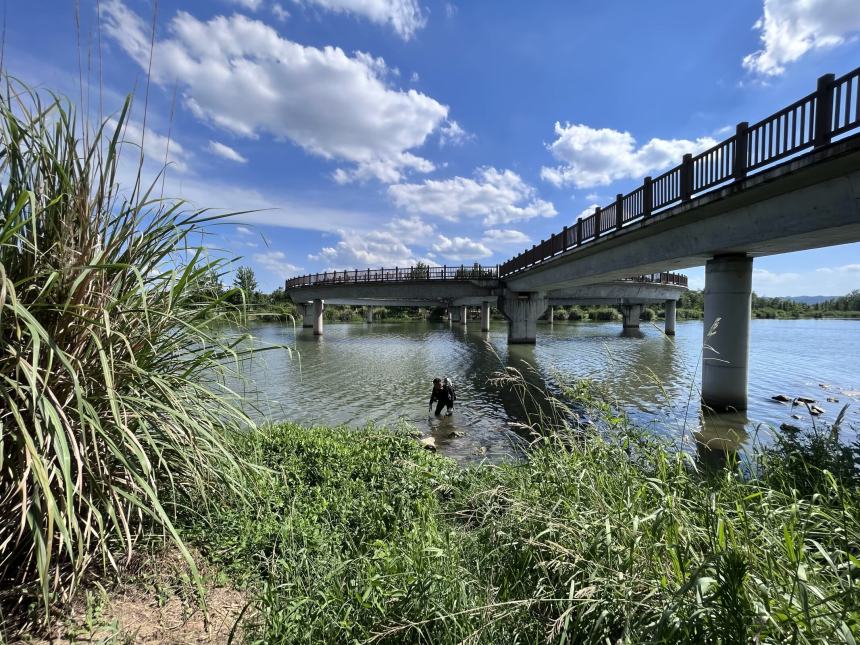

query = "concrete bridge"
[[286, 68, 860, 413], [285, 270, 687, 338]]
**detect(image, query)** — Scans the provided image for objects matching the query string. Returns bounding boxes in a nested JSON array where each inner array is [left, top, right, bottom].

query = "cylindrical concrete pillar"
[[500, 294, 547, 344], [450, 307, 460, 324], [621, 304, 642, 328], [458, 305, 467, 325], [313, 298, 324, 336], [302, 303, 314, 328], [480, 302, 491, 332], [446, 308, 451, 323], [366, 306, 373, 324], [664, 300, 676, 336], [548, 306, 554, 324], [702, 255, 752, 412]]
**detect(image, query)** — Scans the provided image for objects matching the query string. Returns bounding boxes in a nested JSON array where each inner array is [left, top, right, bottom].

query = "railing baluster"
[[814, 73, 835, 147]]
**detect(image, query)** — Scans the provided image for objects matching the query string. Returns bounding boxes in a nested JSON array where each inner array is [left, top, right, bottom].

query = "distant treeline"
[[673, 289, 860, 319]]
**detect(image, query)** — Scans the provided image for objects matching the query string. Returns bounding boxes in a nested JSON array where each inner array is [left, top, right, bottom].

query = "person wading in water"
[[429, 378, 450, 417]]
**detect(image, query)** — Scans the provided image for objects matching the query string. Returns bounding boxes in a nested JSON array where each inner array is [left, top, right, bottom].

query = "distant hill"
[[785, 295, 836, 305]]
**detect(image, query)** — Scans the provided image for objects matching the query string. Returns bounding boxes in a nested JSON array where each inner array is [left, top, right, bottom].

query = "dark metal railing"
[[286, 266, 687, 289], [285, 264, 499, 288], [499, 67, 860, 278]]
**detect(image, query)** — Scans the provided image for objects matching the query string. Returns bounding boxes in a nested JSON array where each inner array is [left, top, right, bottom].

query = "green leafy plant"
[[0, 80, 253, 616]]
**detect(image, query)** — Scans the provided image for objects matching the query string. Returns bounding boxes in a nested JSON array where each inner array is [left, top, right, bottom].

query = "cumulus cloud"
[[310, 229, 425, 267], [272, 3, 290, 20], [388, 167, 557, 226], [752, 263, 860, 296], [293, 0, 426, 40], [101, 1, 448, 184], [482, 229, 530, 245], [236, 225, 253, 235], [540, 123, 716, 189], [207, 140, 248, 163], [432, 234, 492, 261], [253, 250, 301, 275], [438, 119, 472, 146], [743, 0, 860, 76], [386, 215, 435, 243]]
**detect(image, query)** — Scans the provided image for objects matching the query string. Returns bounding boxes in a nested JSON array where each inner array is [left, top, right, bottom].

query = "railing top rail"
[[285, 265, 688, 289], [497, 65, 860, 279]]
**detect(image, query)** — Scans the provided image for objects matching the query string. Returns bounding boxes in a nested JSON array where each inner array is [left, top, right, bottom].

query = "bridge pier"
[[664, 300, 676, 336], [480, 302, 491, 331], [366, 306, 373, 324], [499, 293, 547, 344], [621, 304, 642, 328], [702, 255, 752, 412], [313, 298, 324, 336], [548, 306, 554, 324], [301, 303, 314, 328]]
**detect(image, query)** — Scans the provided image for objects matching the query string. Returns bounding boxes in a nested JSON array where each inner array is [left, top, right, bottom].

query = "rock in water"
[[826, 397, 839, 403], [795, 396, 816, 404], [448, 431, 465, 438], [419, 437, 437, 451], [808, 405, 825, 416], [771, 394, 792, 403], [780, 423, 801, 433]]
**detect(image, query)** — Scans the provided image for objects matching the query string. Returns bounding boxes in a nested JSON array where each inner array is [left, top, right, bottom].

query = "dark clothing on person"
[[444, 383, 456, 412], [429, 383, 450, 416]]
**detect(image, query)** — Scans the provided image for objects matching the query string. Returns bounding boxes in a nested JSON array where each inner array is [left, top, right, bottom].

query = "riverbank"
[[24, 400, 858, 643]]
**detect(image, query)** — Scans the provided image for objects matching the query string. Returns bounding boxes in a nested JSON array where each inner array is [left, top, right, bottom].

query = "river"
[[229, 318, 860, 464]]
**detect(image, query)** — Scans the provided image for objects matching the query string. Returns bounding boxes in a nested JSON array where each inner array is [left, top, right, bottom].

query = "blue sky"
[[6, 0, 860, 294]]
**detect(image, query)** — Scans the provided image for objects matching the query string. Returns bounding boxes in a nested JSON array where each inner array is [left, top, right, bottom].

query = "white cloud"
[[388, 167, 557, 226], [292, 0, 426, 40], [576, 204, 600, 220], [540, 122, 716, 189], [101, 1, 448, 184], [752, 264, 860, 296], [432, 235, 492, 261], [253, 250, 301, 275], [439, 119, 472, 146], [236, 225, 253, 235], [386, 215, 435, 243], [230, 0, 264, 10], [110, 117, 190, 173], [743, 0, 860, 76], [445, 3, 457, 18], [272, 3, 290, 20], [207, 140, 249, 163], [310, 229, 423, 268], [410, 71, 420, 83], [482, 228, 530, 245]]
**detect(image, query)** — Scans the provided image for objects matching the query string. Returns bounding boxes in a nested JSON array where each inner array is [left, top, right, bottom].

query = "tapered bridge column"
[[548, 306, 555, 324], [664, 300, 676, 336], [301, 303, 314, 328], [313, 298, 324, 336], [499, 292, 548, 344], [366, 306, 373, 324], [458, 305, 467, 325], [450, 306, 462, 324], [702, 255, 752, 412], [480, 301, 491, 332], [621, 303, 642, 328]]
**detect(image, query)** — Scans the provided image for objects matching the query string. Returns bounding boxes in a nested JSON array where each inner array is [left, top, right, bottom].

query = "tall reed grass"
[[0, 80, 253, 616]]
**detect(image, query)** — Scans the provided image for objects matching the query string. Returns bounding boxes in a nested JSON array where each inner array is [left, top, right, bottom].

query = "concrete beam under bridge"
[[505, 137, 860, 292], [286, 280, 498, 303]]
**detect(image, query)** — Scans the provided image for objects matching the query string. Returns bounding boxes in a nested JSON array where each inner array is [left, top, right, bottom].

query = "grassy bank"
[[178, 410, 859, 644]]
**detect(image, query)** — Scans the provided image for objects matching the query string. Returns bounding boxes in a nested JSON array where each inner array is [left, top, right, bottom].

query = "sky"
[[4, 0, 860, 295]]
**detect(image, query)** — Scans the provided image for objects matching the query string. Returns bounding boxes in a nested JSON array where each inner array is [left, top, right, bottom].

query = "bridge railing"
[[286, 266, 687, 289], [285, 264, 499, 288], [500, 66, 860, 278]]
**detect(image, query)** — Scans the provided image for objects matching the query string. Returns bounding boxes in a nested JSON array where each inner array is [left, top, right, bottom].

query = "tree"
[[233, 266, 258, 301], [410, 262, 430, 279]]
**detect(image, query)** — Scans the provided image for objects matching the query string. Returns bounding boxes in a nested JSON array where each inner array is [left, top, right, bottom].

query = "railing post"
[[615, 193, 623, 231], [680, 153, 693, 201], [642, 176, 652, 217], [577, 218, 583, 246], [814, 73, 835, 148], [733, 121, 749, 180], [562, 225, 569, 250]]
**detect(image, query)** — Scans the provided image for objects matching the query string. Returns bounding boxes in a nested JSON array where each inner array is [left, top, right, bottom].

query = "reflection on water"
[[230, 319, 860, 464]]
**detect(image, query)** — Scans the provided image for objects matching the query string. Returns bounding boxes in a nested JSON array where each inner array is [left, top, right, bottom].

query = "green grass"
[[185, 409, 859, 644]]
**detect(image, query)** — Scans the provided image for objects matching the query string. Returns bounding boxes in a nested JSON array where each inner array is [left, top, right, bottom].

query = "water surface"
[[231, 319, 860, 463]]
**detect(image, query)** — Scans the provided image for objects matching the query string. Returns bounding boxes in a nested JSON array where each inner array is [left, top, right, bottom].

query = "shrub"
[[590, 307, 621, 321], [0, 82, 251, 613]]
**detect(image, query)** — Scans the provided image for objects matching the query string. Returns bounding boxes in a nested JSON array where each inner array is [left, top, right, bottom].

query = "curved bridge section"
[[285, 265, 688, 340]]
